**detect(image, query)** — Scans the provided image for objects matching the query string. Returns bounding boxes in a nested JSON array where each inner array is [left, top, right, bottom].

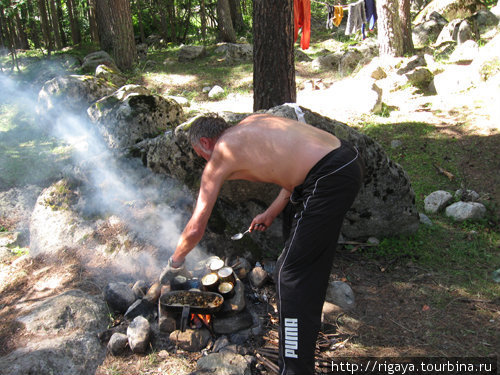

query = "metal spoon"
[[231, 228, 251, 240]]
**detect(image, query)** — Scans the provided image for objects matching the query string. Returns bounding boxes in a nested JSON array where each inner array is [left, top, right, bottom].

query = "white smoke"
[[1, 70, 210, 283]]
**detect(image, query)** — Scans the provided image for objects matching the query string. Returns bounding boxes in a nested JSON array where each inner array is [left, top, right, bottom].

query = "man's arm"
[[171, 157, 228, 264], [250, 187, 291, 231]]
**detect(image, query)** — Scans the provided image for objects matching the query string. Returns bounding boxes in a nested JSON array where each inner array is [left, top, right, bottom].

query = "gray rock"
[[213, 309, 254, 335], [232, 256, 252, 280], [169, 328, 211, 352], [107, 333, 129, 355], [249, 266, 269, 288], [29, 180, 95, 257], [167, 95, 190, 107], [132, 280, 148, 299], [124, 298, 155, 320], [213, 335, 231, 352], [469, 9, 499, 35], [95, 64, 127, 87], [454, 188, 480, 202], [104, 282, 137, 313], [0, 231, 20, 247], [367, 236, 380, 245], [215, 43, 253, 64], [406, 68, 434, 88], [413, 12, 448, 48], [178, 45, 206, 62], [87, 84, 184, 149], [445, 201, 487, 221], [81, 50, 119, 73], [424, 190, 453, 213], [196, 352, 252, 375], [419, 213, 433, 226], [449, 39, 479, 64], [435, 19, 462, 45], [339, 50, 363, 76], [325, 281, 355, 310], [397, 55, 427, 75], [457, 20, 474, 44], [311, 52, 343, 71], [221, 279, 246, 313], [433, 64, 478, 94], [391, 139, 403, 148], [37, 74, 117, 124], [0, 289, 108, 375], [208, 85, 225, 99], [127, 316, 151, 353]]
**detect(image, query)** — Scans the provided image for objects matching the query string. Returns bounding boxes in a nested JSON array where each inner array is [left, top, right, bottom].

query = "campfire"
[[102, 255, 312, 374]]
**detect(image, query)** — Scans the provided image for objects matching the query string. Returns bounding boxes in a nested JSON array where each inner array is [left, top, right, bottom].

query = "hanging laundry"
[[326, 5, 335, 29], [333, 5, 344, 27], [364, 0, 377, 30], [345, 0, 366, 36], [294, 0, 311, 49]]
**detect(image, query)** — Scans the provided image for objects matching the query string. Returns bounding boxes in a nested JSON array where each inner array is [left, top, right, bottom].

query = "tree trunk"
[[399, 0, 414, 55], [200, 0, 206, 42], [15, 11, 30, 49], [217, 0, 236, 43], [95, 0, 137, 70], [95, 0, 113, 51], [253, 0, 295, 111], [66, 0, 82, 44], [56, 0, 67, 46], [48, 0, 63, 49], [25, 0, 41, 48], [37, 0, 53, 55], [87, 0, 99, 42], [136, 0, 145, 43], [0, 7, 6, 49], [229, 0, 244, 33], [377, 0, 404, 57]]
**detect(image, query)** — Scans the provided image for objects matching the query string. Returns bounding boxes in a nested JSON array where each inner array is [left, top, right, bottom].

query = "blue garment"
[[364, 0, 377, 30]]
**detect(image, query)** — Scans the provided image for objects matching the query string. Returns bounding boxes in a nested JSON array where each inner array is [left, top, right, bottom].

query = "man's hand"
[[250, 213, 273, 232], [159, 256, 192, 285]]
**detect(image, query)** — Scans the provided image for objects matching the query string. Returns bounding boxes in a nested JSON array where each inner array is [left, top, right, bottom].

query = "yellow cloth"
[[333, 5, 344, 27]]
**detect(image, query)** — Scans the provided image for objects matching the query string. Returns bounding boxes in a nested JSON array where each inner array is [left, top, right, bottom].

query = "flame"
[[190, 313, 212, 328]]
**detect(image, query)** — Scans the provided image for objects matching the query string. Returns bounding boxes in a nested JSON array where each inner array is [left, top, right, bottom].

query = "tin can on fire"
[[206, 257, 225, 273], [218, 281, 235, 299], [201, 272, 219, 293], [217, 266, 236, 285]]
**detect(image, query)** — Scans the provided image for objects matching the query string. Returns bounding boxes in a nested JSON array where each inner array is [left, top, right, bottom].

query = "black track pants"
[[276, 141, 363, 375]]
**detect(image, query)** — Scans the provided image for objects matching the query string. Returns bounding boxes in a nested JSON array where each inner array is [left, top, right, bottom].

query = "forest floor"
[[1, 30, 499, 375]]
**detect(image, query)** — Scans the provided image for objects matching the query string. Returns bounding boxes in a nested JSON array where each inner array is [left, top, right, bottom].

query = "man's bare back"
[[211, 114, 341, 192]]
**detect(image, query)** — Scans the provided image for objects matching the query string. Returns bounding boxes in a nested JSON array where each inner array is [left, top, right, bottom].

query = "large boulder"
[[0, 289, 108, 375], [414, 0, 486, 24], [37, 74, 117, 123], [132, 105, 419, 255], [87, 84, 184, 149], [215, 43, 253, 64], [178, 45, 206, 62], [81, 50, 119, 73], [413, 12, 449, 47]]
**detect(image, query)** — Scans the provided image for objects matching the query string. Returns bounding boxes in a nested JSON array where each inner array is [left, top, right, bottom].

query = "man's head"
[[189, 114, 230, 160]]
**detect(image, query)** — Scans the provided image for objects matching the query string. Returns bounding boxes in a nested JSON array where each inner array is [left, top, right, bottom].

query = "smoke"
[[1, 69, 209, 283]]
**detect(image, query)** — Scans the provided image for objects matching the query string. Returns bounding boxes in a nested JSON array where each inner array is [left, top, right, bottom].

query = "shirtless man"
[[162, 113, 364, 375]]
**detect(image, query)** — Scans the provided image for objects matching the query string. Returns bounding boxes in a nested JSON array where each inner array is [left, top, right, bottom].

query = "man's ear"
[[199, 137, 212, 152]]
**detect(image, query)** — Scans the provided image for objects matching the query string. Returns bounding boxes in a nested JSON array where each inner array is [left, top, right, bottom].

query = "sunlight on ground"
[[144, 73, 198, 89]]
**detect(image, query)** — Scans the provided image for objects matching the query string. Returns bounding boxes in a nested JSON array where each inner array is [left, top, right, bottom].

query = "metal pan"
[[160, 290, 224, 332]]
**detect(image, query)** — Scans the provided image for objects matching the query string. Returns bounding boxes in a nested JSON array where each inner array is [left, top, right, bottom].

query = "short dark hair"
[[189, 114, 230, 146]]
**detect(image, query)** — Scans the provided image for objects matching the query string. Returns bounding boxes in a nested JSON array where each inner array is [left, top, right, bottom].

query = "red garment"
[[294, 0, 311, 49]]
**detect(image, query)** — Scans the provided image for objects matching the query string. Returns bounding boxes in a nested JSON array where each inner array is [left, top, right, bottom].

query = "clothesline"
[[311, 0, 349, 9]]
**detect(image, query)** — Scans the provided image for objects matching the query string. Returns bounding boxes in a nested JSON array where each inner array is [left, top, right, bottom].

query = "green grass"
[[358, 121, 500, 298]]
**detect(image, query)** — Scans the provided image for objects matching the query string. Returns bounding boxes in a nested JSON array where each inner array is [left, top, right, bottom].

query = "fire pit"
[[160, 290, 223, 331]]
